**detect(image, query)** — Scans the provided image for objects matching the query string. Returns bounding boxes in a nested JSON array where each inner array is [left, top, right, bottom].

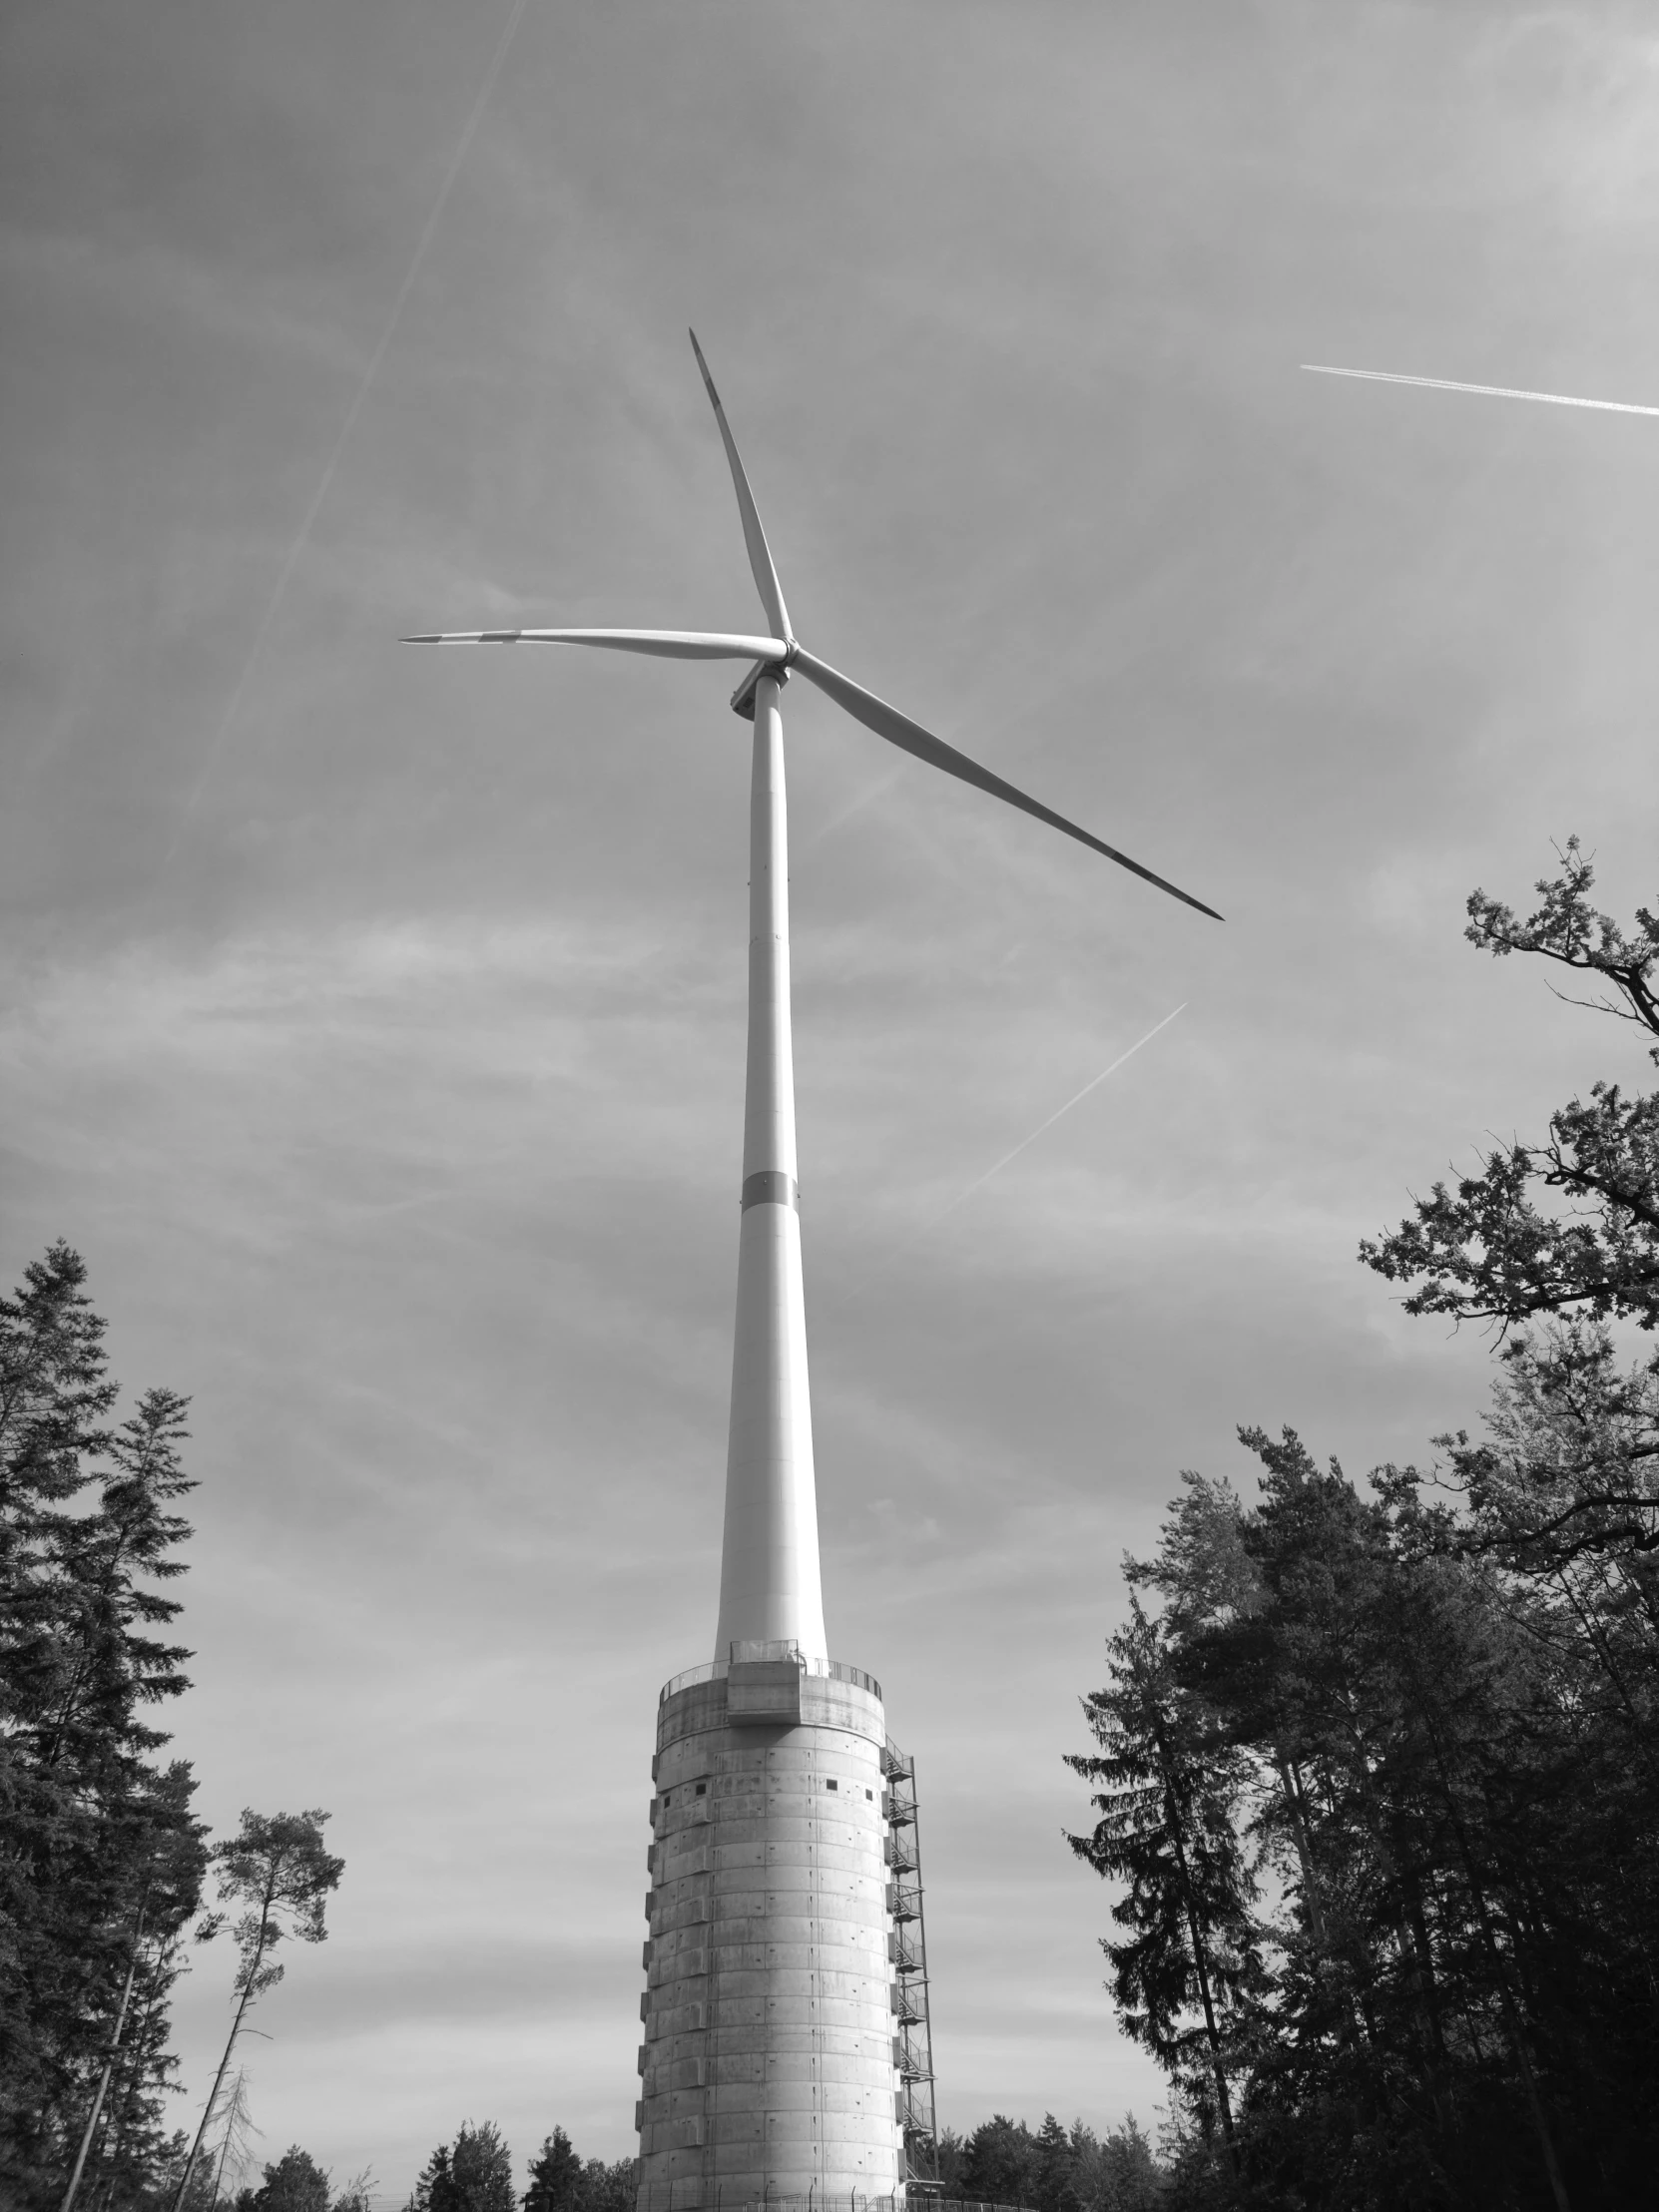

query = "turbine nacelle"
[[729, 658, 783, 723], [407, 331, 1222, 922]]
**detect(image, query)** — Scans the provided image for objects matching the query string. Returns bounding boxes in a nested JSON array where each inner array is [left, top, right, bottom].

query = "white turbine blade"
[[402, 626, 789, 660], [791, 648, 1223, 920], [689, 330, 793, 643]]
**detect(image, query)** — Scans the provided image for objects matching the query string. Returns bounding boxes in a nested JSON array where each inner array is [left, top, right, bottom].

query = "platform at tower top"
[[660, 1645, 882, 1706], [655, 1649, 887, 1750], [714, 2200, 1033, 2212]]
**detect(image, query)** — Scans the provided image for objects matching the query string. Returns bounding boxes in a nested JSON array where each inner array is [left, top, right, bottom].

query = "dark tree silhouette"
[[173, 1812, 343, 2211], [1364, 839, 1659, 1335], [0, 1244, 207, 2207]]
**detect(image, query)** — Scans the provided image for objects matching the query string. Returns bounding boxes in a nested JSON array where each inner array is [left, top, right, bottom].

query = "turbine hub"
[[729, 653, 794, 723]]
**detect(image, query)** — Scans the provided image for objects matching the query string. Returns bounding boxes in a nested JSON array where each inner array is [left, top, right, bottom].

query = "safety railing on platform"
[[635, 2195, 1030, 2212], [659, 1648, 883, 1704]]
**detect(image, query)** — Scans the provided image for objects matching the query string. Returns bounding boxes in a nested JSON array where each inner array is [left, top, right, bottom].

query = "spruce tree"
[[450, 2123, 514, 2212], [241, 2146, 330, 2212], [958, 2115, 1038, 2207], [1067, 1597, 1260, 2158], [0, 1243, 207, 2205], [1031, 2113, 1075, 2212], [407, 2145, 457, 2212], [522, 2130, 582, 2212]]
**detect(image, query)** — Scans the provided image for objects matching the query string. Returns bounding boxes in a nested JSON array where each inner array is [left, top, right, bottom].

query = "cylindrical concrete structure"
[[636, 1658, 903, 2212]]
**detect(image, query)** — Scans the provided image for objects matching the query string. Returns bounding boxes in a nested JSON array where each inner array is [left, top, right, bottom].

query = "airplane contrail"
[[938, 1002, 1187, 1219], [830, 1002, 1187, 1311], [165, 0, 531, 858], [1303, 362, 1659, 419], [796, 766, 905, 857]]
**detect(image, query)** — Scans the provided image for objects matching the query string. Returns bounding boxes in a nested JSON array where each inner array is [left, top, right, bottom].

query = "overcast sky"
[[5, 0, 1659, 2198]]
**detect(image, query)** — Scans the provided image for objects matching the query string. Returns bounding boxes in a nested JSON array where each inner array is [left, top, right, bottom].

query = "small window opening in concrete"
[[696, 1783, 708, 1796], [865, 1789, 873, 1800], [662, 1793, 671, 1807], [826, 1779, 838, 1792]]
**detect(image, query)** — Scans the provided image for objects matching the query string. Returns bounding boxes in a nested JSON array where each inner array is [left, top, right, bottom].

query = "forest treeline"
[[936, 2113, 1162, 2210], [225, 2115, 1164, 2212], [1069, 843, 1659, 2210], [11, 840, 1657, 2212], [0, 1243, 209, 2200], [0, 1244, 342, 2209], [221, 2121, 645, 2212]]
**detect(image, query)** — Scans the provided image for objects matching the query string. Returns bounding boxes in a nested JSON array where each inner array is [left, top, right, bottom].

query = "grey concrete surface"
[[637, 1662, 903, 2212]]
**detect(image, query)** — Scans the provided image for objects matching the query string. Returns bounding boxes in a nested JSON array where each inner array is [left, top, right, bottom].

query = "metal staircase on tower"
[[882, 1741, 940, 2194]]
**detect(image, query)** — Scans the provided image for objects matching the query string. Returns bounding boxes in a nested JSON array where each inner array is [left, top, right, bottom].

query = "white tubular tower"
[[716, 672, 828, 1663], [408, 327, 1220, 2212], [637, 666, 903, 2212]]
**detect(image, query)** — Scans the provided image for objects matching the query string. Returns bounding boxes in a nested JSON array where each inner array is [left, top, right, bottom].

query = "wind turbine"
[[409, 328, 1218, 1667], [408, 334, 1219, 2212]]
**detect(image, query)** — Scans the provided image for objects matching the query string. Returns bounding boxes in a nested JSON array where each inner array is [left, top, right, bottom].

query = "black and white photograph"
[[3, 6, 1656, 2209]]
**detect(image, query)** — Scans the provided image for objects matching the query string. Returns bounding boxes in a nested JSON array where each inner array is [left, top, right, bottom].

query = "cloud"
[[6, 0, 1659, 2192]]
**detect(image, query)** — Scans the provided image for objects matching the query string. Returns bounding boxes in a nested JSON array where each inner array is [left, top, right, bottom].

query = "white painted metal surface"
[[407, 329, 1223, 2212], [410, 329, 1220, 1669], [402, 625, 790, 657], [714, 674, 828, 1663]]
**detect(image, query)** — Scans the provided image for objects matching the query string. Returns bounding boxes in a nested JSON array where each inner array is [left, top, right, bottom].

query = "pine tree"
[[237, 2146, 330, 2212], [450, 2123, 514, 2212], [172, 1813, 343, 2211], [1068, 2118, 1162, 2212], [1031, 2112, 1075, 2212], [1362, 837, 1659, 1336], [575, 2158, 636, 2212], [522, 2130, 582, 2212], [406, 2126, 518, 2212], [407, 2145, 457, 2212], [0, 1243, 207, 2205], [1085, 1407, 1659, 2205], [1098, 2117, 1161, 2212], [958, 2115, 1039, 2206], [1, 1243, 120, 2154], [93, 1908, 199, 2204], [1067, 1597, 1260, 2161]]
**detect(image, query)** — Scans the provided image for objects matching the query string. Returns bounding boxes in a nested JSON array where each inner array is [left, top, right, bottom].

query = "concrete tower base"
[[636, 1651, 903, 2212]]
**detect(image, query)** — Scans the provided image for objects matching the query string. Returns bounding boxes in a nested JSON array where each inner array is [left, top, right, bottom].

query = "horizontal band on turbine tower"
[[741, 1171, 800, 1212]]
